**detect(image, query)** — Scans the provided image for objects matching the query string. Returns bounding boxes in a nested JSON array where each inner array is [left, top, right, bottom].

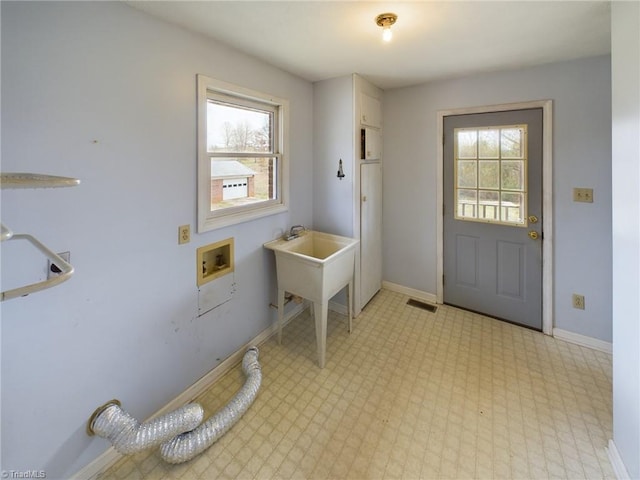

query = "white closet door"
[[363, 128, 381, 160], [361, 93, 382, 128], [360, 162, 382, 307]]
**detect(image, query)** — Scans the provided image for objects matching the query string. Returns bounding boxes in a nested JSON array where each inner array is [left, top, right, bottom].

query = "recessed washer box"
[[197, 238, 234, 286]]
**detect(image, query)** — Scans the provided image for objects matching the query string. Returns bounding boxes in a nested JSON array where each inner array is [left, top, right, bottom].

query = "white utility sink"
[[264, 231, 359, 368]]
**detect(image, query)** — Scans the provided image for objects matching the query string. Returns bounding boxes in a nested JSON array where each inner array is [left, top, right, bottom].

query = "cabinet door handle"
[[362, 195, 367, 202]]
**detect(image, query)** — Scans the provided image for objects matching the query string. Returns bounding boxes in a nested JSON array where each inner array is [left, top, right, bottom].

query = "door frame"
[[436, 100, 553, 335]]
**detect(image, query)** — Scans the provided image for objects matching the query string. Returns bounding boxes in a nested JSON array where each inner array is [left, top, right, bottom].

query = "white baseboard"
[[71, 447, 119, 480], [552, 328, 612, 354], [381, 281, 438, 304], [72, 302, 308, 480], [329, 300, 348, 315], [607, 439, 631, 480]]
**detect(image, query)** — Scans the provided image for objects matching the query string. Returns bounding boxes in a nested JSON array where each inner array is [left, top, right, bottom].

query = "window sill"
[[198, 203, 288, 232]]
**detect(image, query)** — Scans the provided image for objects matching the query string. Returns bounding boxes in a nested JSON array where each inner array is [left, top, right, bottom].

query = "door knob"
[[528, 215, 539, 224], [528, 231, 539, 240]]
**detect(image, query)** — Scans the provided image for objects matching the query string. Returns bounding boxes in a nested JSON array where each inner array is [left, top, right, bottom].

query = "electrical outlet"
[[48, 251, 70, 279], [178, 224, 190, 244], [572, 293, 585, 310], [573, 188, 594, 203]]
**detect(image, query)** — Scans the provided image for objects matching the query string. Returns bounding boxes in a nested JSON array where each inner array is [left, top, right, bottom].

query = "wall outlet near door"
[[572, 293, 585, 310]]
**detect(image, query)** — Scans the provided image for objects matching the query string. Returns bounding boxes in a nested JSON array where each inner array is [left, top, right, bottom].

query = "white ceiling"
[[126, 1, 611, 90]]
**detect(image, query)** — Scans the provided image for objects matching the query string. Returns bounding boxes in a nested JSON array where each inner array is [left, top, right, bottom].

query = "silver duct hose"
[[87, 347, 261, 464], [159, 346, 262, 464], [88, 401, 204, 455]]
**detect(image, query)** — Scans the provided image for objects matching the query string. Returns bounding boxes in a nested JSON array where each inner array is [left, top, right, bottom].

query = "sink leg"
[[347, 281, 353, 333], [314, 301, 328, 368], [277, 288, 285, 344]]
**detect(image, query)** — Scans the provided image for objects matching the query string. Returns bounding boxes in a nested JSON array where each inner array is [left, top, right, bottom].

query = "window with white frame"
[[197, 75, 289, 231], [454, 124, 528, 226]]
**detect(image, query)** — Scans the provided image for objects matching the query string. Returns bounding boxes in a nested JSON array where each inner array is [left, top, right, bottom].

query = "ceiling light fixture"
[[376, 13, 397, 42]]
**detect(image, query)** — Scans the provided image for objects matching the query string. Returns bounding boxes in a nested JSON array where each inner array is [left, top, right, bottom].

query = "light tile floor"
[[98, 289, 614, 479]]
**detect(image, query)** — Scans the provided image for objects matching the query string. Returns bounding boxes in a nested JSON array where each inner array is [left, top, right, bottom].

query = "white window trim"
[[197, 75, 289, 232]]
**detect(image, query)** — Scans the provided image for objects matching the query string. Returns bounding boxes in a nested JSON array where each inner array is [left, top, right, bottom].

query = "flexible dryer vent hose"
[[88, 347, 262, 463], [160, 346, 262, 463], [88, 401, 204, 455]]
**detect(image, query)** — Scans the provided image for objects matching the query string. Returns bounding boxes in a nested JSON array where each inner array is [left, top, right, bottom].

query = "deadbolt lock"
[[528, 231, 539, 240], [528, 215, 539, 224]]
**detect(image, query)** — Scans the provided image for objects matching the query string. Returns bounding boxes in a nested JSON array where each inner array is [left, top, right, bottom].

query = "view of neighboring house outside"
[[211, 160, 256, 204]]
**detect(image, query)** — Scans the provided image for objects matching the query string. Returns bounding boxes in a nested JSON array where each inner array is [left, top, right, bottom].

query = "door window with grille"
[[454, 125, 528, 226]]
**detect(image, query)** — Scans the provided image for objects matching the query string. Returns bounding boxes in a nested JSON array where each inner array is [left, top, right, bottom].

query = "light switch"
[[573, 188, 593, 203]]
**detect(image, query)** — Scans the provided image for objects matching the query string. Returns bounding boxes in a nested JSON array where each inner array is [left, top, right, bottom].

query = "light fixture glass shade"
[[382, 26, 392, 42], [376, 13, 397, 43]]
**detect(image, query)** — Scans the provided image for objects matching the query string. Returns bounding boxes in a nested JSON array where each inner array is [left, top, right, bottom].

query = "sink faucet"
[[285, 225, 306, 240]]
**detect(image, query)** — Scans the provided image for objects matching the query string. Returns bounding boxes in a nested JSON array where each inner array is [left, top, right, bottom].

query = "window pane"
[[500, 128, 523, 158], [207, 101, 272, 154], [457, 130, 477, 158], [501, 192, 524, 224], [478, 160, 499, 189], [501, 160, 524, 191], [210, 157, 277, 211], [457, 189, 477, 219], [453, 123, 527, 227], [479, 129, 499, 158], [478, 190, 499, 220], [457, 160, 477, 188]]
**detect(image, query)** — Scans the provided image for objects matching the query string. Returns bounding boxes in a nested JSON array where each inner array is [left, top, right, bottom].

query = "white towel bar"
[[1, 230, 74, 301], [1, 172, 80, 301]]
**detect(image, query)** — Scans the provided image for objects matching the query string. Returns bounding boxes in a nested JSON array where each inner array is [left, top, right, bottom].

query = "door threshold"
[[443, 302, 542, 332]]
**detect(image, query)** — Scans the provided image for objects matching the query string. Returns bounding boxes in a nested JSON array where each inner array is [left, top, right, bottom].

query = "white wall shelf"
[[1, 172, 80, 189], [1, 172, 79, 301]]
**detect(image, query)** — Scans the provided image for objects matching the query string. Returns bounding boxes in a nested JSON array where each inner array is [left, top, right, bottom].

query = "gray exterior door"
[[443, 109, 543, 330]]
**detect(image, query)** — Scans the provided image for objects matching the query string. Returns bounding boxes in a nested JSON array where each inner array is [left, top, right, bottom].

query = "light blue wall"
[[383, 55, 612, 343], [313, 75, 355, 238], [0, 2, 312, 476], [611, 2, 640, 478]]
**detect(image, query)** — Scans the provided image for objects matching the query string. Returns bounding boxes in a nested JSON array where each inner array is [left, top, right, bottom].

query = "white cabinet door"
[[361, 93, 381, 128], [360, 162, 382, 307], [362, 127, 381, 160]]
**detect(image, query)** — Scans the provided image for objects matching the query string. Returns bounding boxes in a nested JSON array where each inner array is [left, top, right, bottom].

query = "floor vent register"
[[406, 298, 438, 313]]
